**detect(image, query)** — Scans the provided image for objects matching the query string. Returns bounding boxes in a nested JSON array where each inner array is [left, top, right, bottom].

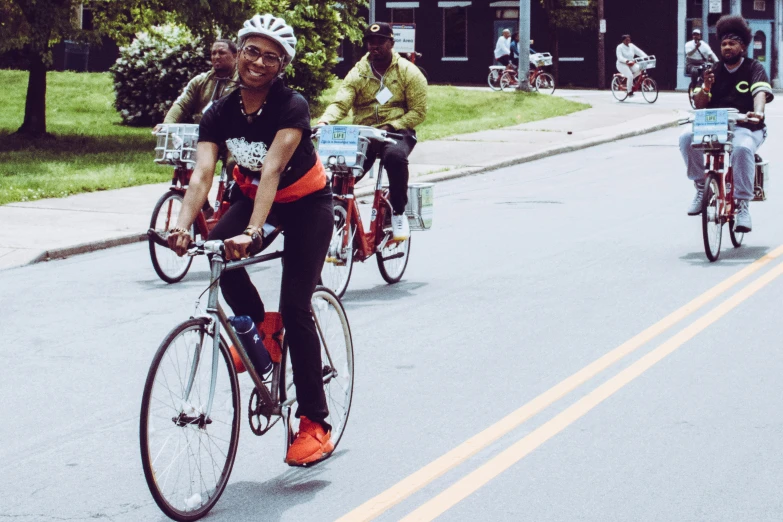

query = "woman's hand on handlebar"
[[746, 111, 764, 124], [167, 228, 193, 257], [224, 234, 253, 260]]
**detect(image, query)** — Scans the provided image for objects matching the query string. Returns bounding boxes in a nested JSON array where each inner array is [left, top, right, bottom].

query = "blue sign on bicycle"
[[317, 125, 361, 167], [693, 109, 729, 145]]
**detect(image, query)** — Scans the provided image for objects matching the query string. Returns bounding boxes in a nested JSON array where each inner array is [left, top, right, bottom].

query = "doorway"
[[748, 20, 772, 79]]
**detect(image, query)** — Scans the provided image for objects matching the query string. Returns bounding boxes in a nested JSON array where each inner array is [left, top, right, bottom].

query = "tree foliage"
[[3, 0, 367, 136], [538, 0, 596, 33]]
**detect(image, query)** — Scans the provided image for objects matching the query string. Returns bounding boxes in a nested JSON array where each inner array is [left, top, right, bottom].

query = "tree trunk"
[[16, 53, 48, 137]]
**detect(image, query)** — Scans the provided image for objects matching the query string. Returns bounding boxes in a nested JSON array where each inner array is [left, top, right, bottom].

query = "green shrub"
[[111, 25, 210, 126]]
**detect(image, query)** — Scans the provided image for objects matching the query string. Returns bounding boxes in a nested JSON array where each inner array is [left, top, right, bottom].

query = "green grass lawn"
[[0, 70, 587, 205]]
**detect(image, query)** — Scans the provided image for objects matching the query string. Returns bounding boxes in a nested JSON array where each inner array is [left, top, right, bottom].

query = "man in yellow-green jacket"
[[317, 22, 428, 240]]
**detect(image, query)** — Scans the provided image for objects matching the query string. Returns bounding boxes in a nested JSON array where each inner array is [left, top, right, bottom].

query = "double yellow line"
[[338, 244, 783, 522]]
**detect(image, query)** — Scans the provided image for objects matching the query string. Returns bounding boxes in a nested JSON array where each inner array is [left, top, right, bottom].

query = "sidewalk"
[[0, 90, 688, 270]]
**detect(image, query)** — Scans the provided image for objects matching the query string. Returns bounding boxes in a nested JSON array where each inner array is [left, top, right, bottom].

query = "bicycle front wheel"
[[641, 77, 658, 103], [702, 174, 723, 262], [377, 212, 411, 284], [140, 318, 240, 521], [321, 202, 354, 298], [688, 86, 697, 109], [283, 287, 354, 449], [535, 72, 556, 95], [149, 191, 194, 284]]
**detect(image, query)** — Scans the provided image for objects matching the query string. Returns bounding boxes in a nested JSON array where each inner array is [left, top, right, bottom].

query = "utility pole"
[[517, 0, 531, 91], [597, 0, 605, 89]]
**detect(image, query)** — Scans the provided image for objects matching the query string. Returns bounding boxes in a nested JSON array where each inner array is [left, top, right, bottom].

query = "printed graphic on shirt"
[[226, 137, 268, 172]]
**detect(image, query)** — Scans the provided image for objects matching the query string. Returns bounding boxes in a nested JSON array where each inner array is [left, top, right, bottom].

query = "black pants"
[[364, 128, 417, 214], [208, 186, 334, 428]]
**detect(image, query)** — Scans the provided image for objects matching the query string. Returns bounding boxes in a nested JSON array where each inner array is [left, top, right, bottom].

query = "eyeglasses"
[[241, 46, 283, 66]]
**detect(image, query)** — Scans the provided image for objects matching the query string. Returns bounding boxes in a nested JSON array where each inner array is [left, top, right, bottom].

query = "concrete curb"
[[31, 233, 148, 264], [26, 116, 679, 266], [355, 117, 681, 197]]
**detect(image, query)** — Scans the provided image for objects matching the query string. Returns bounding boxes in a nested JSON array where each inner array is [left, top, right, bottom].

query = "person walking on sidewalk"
[[680, 14, 773, 233], [494, 29, 512, 66], [685, 29, 718, 90], [615, 34, 648, 97], [316, 22, 428, 241], [167, 14, 337, 466]]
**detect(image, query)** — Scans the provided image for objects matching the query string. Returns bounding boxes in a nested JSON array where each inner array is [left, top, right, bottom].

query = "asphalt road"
[[2, 102, 783, 521]]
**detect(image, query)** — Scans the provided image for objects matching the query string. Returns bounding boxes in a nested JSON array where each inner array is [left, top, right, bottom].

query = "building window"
[[391, 8, 415, 23], [495, 8, 519, 19], [440, 2, 469, 59]]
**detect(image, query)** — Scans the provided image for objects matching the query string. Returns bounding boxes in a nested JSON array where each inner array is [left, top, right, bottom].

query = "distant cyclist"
[[615, 34, 648, 97], [680, 14, 773, 233], [494, 28, 512, 66], [685, 29, 718, 90], [316, 22, 428, 241], [167, 14, 337, 466]]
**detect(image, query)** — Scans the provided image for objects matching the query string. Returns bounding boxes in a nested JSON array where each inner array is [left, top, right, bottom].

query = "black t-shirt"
[[199, 80, 316, 191], [707, 58, 774, 130]]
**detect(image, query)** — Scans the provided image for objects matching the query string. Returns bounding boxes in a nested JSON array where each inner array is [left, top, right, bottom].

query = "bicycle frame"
[[177, 241, 338, 423], [333, 161, 397, 263], [702, 147, 736, 221], [166, 164, 230, 238]]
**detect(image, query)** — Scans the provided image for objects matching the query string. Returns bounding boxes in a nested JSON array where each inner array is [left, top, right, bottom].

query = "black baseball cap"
[[364, 22, 394, 41]]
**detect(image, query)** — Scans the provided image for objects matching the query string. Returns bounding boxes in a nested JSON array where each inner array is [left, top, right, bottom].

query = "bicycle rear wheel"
[[321, 202, 354, 298], [149, 191, 194, 284], [487, 70, 501, 91], [499, 71, 516, 91], [641, 77, 658, 103], [377, 211, 411, 284], [283, 287, 354, 449], [611, 76, 628, 101], [535, 72, 556, 95], [702, 174, 723, 262], [140, 318, 240, 521], [729, 217, 744, 248]]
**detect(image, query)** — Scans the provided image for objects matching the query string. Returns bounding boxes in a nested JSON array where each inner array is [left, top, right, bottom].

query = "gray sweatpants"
[[679, 126, 765, 201]]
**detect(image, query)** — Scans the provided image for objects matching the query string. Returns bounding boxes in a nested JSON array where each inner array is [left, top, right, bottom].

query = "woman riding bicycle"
[[167, 13, 336, 467], [615, 34, 648, 97]]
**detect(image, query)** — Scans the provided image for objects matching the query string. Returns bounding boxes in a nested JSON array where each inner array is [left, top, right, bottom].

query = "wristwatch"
[[243, 225, 264, 252]]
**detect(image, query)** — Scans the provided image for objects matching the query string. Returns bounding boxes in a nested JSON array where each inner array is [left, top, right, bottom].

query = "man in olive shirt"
[[317, 22, 428, 240], [163, 39, 239, 124]]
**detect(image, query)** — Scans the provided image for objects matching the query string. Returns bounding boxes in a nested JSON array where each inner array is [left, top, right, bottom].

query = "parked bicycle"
[[315, 125, 434, 298], [149, 124, 231, 283], [687, 62, 714, 109], [500, 52, 556, 94], [141, 229, 354, 520], [685, 108, 768, 261], [611, 55, 659, 103]]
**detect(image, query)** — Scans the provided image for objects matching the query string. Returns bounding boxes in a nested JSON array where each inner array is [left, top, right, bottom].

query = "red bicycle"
[[148, 124, 231, 283], [315, 125, 433, 297], [500, 52, 556, 94], [611, 55, 659, 103], [686, 109, 768, 262]]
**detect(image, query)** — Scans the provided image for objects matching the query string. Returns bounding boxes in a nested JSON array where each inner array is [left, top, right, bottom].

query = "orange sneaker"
[[228, 346, 246, 373], [285, 416, 335, 466]]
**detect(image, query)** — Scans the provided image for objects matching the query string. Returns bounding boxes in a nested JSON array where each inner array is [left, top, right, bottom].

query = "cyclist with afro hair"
[[679, 14, 773, 233]]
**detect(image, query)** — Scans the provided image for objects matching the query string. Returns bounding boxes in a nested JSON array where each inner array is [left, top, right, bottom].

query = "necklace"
[[239, 91, 265, 124]]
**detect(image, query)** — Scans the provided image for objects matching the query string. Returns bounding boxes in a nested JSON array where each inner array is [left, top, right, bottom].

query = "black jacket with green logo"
[[707, 58, 774, 130]]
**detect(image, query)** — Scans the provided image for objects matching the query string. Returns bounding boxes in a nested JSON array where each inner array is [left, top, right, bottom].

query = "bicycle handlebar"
[[312, 125, 404, 144]]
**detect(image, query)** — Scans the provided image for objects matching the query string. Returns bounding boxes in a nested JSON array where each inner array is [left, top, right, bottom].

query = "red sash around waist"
[[232, 157, 328, 203]]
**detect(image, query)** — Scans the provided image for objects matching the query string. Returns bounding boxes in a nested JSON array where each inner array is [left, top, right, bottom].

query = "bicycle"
[[687, 62, 714, 109], [141, 229, 354, 520], [685, 108, 768, 262], [611, 55, 659, 103], [315, 125, 434, 298], [500, 53, 556, 94], [149, 123, 232, 283]]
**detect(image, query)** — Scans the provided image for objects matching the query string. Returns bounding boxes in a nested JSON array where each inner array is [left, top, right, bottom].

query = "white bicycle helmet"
[[237, 14, 297, 65]]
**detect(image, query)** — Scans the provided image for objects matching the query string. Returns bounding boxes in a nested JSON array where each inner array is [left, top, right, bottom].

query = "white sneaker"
[[391, 214, 410, 241]]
